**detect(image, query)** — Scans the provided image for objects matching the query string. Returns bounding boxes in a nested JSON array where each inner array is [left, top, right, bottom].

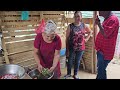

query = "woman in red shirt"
[[34, 20, 61, 79]]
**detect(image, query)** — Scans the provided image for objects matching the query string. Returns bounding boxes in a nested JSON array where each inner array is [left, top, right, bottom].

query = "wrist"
[[38, 63, 41, 66], [52, 64, 56, 69]]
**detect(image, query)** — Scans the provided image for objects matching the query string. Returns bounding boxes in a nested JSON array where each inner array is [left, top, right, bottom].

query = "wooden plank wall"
[[0, 11, 65, 69]]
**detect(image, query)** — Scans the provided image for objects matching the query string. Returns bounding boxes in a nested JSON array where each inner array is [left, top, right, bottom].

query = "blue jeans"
[[96, 51, 111, 79], [67, 48, 84, 75]]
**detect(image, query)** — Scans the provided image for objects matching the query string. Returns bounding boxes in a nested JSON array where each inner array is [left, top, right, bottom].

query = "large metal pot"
[[28, 68, 54, 79], [0, 64, 26, 79]]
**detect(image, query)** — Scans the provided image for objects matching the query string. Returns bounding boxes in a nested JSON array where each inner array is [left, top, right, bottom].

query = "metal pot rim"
[[0, 64, 26, 79]]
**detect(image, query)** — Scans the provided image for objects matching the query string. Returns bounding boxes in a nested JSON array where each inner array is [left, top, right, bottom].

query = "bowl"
[[0, 64, 26, 79], [28, 68, 54, 79]]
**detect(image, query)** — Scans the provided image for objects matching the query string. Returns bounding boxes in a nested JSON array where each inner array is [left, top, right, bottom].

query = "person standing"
[[65, 11, 92, 79], [95, 11, 119, 79]]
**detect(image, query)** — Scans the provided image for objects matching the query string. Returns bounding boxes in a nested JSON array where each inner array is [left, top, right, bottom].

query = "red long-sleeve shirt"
[[95, 14, 119, 60]]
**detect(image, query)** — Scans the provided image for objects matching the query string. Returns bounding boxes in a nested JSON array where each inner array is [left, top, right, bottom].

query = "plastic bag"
[[21, 11, 29, 20], [35, 19, 46, 34]]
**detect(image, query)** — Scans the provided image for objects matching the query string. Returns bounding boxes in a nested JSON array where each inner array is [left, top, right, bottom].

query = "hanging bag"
[[35, 19, 46, 34]]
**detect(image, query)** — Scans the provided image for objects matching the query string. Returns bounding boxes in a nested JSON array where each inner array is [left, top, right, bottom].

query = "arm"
[[98, 23, 107, 38], [66, 25, 70, 57], [49, 35, 62, 72], [34, 48, 43, 72], [50, 50, 60, 71], [95, 16, 117, 38], [34, 48, 41, 65], [34, 34, 45, 72], [84, 24, 93, 42]]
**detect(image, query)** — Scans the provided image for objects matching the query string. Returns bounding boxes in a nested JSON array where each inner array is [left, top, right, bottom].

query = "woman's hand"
[[38, 64, 43, 73], [95, 15, 100, 25], [49, 66, 55, 73]]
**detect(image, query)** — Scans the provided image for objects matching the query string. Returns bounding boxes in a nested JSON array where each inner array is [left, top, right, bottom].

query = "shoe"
[[64, 74, 71, 79], [73, 75, 80, 79]]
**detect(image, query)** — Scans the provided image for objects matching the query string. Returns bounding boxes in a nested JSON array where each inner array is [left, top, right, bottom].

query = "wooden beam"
[[3, 31, 35, 37], [4, 35, 36, 42], [1, 37, 10, 64], [0, 11, 41, 15], [92, 11, 99, 74], [67, 18, 93, 24], [43, 11, 64, 14], [2, 20, 39, 26]]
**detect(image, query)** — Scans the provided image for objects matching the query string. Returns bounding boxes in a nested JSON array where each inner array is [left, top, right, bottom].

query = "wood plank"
[[6, 40, 34, 49], [93, 11, 98, 74], [28, 64, 37, 69], [67, 18, 93, 24], [21, 63, 37, 69], [17, 59, 36, 67], [6, 42, 34, 52], [2, 20, 40, 26], [12, 58, 35, 64], [43, 11, 64, 14], [7, 46, 33, 55], [0, 11, 40, 15], [0, 16, 40, 21], [3, 31, 35, 37], [1, 26, 38, 31], [9, 51, 34, 61], [83, 18, 93, 24], [4, 35, 36, 42], [1, 37, 10, 64], [1, 19, 39, 23], [2, 24, 39, 29], [24, 63, 37, 69], [43, 15, 63, 19], [1, 21, 65, 32], [2, 24, 65, 33], [44, 17, 62, 20]]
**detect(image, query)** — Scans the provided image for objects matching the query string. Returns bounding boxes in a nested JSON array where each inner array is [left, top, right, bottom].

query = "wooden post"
[[40, 11, 43, 21], [92, 11, 99, 73], [0, 13, 10, 64]]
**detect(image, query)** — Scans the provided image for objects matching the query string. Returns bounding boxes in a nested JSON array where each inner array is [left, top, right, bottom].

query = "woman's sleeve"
[[55, 36, 62, 50], [34, 34, 41, 49]]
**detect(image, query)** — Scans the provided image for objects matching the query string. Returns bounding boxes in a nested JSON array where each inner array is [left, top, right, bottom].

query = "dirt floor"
[[60, 58, 120, 79]]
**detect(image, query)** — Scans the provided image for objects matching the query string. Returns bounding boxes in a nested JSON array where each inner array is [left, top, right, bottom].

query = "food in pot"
[[41, 68, 51, 76], [37, 68, 52, 79], [0, 74, 18, 79]]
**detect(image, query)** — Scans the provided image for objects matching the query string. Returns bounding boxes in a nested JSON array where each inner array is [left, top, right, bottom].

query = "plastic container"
[[60, 48, 66, 56]]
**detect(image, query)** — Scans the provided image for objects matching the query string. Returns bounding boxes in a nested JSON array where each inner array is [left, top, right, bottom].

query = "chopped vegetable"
[[41, 68, 51, 76], [37, 68, 52, 79]]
